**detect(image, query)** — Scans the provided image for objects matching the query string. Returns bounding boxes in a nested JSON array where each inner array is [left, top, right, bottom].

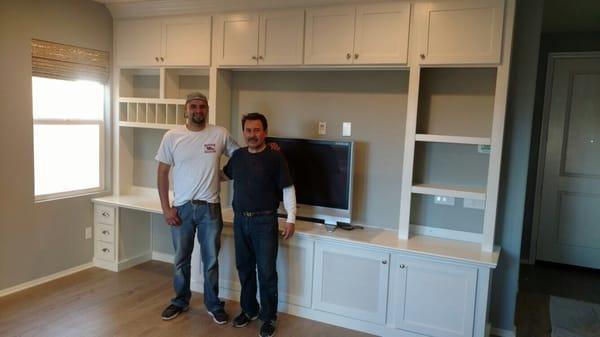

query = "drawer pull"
[[399, 264, 405, 269], [155, 56, 159, 62], [420, 54, 425, 59], [101, 211, 110, 217], [382, 260, 387, 265], [102, 230, 110, 235], [346, 53, 351, 60], [102, 248, 110, 253], [354, 53, 359, 59]]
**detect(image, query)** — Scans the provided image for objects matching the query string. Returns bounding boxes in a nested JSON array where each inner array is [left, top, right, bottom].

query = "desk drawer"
[[95, 241, 115, 261], [95, 223, 114, 243], [94, 205, 116, 225]]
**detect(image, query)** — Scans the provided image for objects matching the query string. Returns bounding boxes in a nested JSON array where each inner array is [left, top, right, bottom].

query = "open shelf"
[[412, 183, 485, 200], [415, 134, 491, 145]]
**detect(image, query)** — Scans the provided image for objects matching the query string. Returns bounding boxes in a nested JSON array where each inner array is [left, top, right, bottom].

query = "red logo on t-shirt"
[[204, 143, 216, 153]]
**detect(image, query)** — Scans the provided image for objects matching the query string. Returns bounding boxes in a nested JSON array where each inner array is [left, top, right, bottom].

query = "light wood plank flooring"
[[0, 261, 375, 337]]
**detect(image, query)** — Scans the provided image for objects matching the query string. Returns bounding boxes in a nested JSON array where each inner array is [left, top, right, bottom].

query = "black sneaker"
[[208, 309, 229, 324], [161, 304, 189, 321], [232, 311, 258, 328], [260, 321, 276, 337]]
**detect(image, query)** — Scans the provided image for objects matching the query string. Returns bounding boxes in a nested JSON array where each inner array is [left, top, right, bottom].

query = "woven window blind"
[[31, 39, 109, 84]]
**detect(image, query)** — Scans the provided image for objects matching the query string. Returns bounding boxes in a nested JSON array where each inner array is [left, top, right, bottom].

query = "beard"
[[190, 113, 206, 125]]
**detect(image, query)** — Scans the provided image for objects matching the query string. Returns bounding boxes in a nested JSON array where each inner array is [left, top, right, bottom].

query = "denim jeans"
[[233, 212, 279, 322], [170, 201, 224, 312]]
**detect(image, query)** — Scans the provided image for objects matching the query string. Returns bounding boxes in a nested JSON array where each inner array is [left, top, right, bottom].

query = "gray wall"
[[229, 70, 408, 229], [490, 0, 543, 332], [0, 0, 112, 291]]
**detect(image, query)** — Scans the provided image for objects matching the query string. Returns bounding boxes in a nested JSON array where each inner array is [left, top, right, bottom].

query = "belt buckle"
[[242, 211, 253, 217]]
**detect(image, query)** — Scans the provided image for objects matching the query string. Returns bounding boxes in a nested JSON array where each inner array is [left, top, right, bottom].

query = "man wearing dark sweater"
[[223, 112, 296, 337]]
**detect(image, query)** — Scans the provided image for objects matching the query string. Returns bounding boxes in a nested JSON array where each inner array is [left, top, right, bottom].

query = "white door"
[[353, 2, 410, 64], [115, 18, 162, 66], [304, 6, 355, 65], [277, 237, 314, 308], [259, 9, 305, 65], [416, 0, 504, 65], [162, 16, 212, 66], [313, 241, 389, 324], [536, 54, 600, 269], [216, 13, 259, 65], [391, 254, 477, 337]]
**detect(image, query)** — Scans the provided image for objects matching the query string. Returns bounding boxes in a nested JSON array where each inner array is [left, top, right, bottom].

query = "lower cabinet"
[[389, 254, 478, 337], [277, 237, 314, 308], [313, 241, 390, 324]]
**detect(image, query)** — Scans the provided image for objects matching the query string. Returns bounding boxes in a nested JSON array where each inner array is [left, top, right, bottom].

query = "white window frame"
[[32, 81, 108, 202]]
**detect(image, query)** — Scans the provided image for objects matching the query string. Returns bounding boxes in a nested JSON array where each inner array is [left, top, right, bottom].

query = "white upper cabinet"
[[215, 9, 305, 66], [115, 15, 212, 67], [305, 3, 410, 65], [416, 0, 505, 65]]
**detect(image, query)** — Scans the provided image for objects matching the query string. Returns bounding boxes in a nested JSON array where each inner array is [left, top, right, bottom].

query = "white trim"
[[490, 325, 516, 337], [410, 224, 483, 243], [119, 121, 177, 130], [151, 251, 174, 264], [415, 134, 491, 145], [35, 187, 106, 203], [412, 183, 486, 200], [0, 263, 93, 298]]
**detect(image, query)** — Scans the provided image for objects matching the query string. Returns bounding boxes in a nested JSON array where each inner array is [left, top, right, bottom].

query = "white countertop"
[[93, 192, 500, 268]]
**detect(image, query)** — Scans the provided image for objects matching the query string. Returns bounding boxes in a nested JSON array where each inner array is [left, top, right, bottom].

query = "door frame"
[[528, 51, 600, 264]]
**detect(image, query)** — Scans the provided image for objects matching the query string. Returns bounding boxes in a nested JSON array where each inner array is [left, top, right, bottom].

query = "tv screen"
[[267, 137, 353, 211]]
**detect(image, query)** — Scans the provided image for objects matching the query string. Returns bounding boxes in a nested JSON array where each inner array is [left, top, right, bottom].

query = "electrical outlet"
[[85, 227, 92, 239], [434, 195, 455, 206], [318, 121, 327, 135]]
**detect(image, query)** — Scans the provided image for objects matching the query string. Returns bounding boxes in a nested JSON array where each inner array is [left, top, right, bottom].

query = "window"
[[31, 39, 109, 201], [32, 77, 105, 199]]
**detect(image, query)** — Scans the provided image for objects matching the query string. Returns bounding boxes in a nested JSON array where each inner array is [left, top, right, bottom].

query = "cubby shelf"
[[415, 134, 491, 145], [118, 98, 186, 127], [411, 183, 486, 200]]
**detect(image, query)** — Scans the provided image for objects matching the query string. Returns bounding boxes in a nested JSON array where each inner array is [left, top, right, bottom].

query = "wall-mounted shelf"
[[412, 183, 486, 200], [415, 134, 491, 145], [118, 98, 186, 127]]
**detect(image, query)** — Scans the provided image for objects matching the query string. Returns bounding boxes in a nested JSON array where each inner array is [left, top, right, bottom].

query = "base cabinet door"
[[390, 254, 477, 337], [313, 241, 389, 324], [277, 237, 314, 308]]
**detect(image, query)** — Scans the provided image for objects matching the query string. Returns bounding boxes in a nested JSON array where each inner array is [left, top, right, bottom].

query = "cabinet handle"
[[258, 56, 264, 60], [251, 56, 258, 60], [420, 54, 425, 59], [101, 211, 110, 217], [102, 230, 109, 235], [354, 53, 359, 59], [346, 53, 351, 60], [155, 56, 159, 62], [399, 264, 405, 269], [160, 57, 164, 62], [102, 248, 110, 253], [382, 260, 388, 265]]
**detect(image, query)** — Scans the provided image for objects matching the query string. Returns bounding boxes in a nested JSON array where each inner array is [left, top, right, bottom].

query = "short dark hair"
[[241, 112, 268, 131]]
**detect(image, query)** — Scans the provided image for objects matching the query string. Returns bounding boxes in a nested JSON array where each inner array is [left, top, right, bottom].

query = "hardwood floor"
[[515, 261, 600, 337], [0, 261, 374, 337]]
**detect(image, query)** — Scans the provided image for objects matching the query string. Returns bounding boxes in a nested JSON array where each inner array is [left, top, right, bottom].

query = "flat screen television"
[[267, 137, 354, 226]]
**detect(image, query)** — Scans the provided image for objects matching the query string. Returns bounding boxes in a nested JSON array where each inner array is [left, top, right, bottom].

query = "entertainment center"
[[92, 1, 515, 336]]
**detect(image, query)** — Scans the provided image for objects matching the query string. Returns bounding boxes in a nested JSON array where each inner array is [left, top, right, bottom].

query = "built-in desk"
[[92, 192, 499, 337]]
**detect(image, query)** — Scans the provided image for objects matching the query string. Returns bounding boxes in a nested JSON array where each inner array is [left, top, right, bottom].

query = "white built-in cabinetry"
[[115, 15, 212, 66], [304, 3, 410, 65], [93, 1, 515, 336], [214, 9, 305, 66]]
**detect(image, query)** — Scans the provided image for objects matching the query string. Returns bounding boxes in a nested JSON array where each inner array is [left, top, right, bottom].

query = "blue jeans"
[[233, 212, 279, 322], [170, 201, 224, 312]]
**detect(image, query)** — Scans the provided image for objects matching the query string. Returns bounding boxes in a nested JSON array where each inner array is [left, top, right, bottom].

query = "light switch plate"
[[85, 227, 92, 239], [342, 122, 351, 137], [318, 121, 327, 135]]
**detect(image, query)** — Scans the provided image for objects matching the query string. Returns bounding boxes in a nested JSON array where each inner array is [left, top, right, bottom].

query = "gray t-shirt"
[[155, 125, 238, 206]]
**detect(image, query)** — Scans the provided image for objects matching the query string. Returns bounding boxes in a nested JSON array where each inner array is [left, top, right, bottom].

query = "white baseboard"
[[490, 326, 516, 337], [0, 262, 93, 298], [151, 251, 174, 264]]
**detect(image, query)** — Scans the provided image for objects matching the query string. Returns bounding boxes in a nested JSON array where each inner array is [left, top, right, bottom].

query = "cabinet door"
[[391, 255, 477, 337], [162, 15, 211, 66], [417, 0, 504, 65], [115, 18, 162, 66], [216, 13, 259, 65], [277, 237, 314, 307], [258, 9, 305, 65], [354, 2, 410, 64], [313, 242, 389, 324], [304, 6, 355, 65]]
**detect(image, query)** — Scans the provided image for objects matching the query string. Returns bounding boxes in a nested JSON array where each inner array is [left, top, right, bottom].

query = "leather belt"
[[191, 200, 208, 205], [240, 210, 275, 217]]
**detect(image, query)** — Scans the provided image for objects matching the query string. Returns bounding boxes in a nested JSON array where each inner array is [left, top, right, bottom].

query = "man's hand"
[[267, 142, 280, 151], [282, 222, 295, 240], [164, 206, 181, 226]]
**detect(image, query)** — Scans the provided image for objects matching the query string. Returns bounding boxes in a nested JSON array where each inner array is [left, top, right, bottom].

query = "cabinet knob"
[[399, 264, 405, 269], [102, 230, 109, 235], [354, 53, 359, 59], [155, 56, 159, 62], [420, 54, 425, 59], [346, 53, 351, 60], [160, 57, 164, 62], [382, 260, 388, 265], [101, 211, 110, 217], [258, 55, 264, 60], [251, 56, 258, 60], [102, 248, 110, 253]]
